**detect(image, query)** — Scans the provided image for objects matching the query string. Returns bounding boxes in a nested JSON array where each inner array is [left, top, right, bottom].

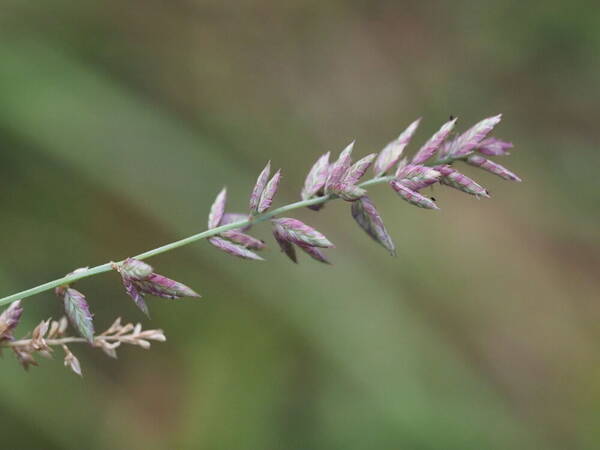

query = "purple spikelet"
[[55, 287, 95, 343], [207, 185, 266, 257], [208, 237, 264, 260], [437, 135, 458, 161], [390, 179, 439, 210], [395, 164, 441, 191], [325, 142, 354, 193], [436, 165, 490, 198], [0, 300, 23, 340], [273, 226, 298, 263], [328, 182, 367, 201], [324, 149, 373, 202], [119, 258, 153, 279], [123, 277, 149, 316], [221, 230, 266, 250], [476, 137, 513, 156], [116, 258, 200, 315], [466, 154, 522, 181], [272, 222, 330, 264], [451, 114, 502, 158], [343, 153, 376, 185], [412, 117, 457, 164], [297, 244, 330, 264], [249, 161, 271, 214], [257, 169, 281, 213], [272, 218, 334, 248], [351, 196, 396, 255], [301, 152, 330, 201], [115, 259, 153, 314], [208, 187, 227, 229], [138, 274, 202, 299], [373, 118, 421, 176]]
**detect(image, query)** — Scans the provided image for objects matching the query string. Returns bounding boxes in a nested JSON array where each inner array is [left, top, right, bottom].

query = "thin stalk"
[[0, 175, 396, 307], [4, 336, 121, 347]]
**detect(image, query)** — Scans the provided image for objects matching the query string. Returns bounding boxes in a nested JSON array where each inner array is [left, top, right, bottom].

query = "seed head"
[[373, 118, 421, 176], [343, 153, 376, 185], [56, 287, 94, 343], [62, 345, 82, 376], [249, 161, 271, 214], [119, 257, 154, 280], [395, 164, 441, 191], [208, 236, 264, 260], [220, 230, 266, 250], [208, 187, 227, 229], [325, 141, 354, 193], [122, 277, 149, 316], [390, 179, 439, 210], [137, 274, 201, 299], [328, 182, 367, 201], [466, 154, 522, 182], [450, 114, 502, 158], [257, 169, 281, 213], [272, 218, 334, 248], [412, 117, 457, 164], [297, 244, 330, 264], [301, 152, 330, 201], [0, 300, 23, 340], [351, 196, 396, 255], [436, 165, 490, 198], [116, 258, 200, 315], [272, 222, 330, 264], [476, 137, 513, 156], [273, 226, 298, 263]]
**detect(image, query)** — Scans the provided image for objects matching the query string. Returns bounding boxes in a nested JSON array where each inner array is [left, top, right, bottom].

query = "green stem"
[[0, 175, 396, 307]]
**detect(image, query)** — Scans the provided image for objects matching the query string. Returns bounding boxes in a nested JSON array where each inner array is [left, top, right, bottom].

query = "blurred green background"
[[0, 1, 599, 449]]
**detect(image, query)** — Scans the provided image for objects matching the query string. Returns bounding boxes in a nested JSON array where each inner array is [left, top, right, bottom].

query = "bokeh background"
[[0, 1, 599, 449]]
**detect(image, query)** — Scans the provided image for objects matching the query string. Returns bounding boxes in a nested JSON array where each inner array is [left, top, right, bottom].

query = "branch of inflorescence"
[[0, 113, 521, 377], [0, 174, 402, 307]]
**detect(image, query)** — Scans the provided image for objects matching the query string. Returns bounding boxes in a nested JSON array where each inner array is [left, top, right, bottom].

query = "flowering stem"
[[4, 336, 127, 347], [0, 175, 397, 307]]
